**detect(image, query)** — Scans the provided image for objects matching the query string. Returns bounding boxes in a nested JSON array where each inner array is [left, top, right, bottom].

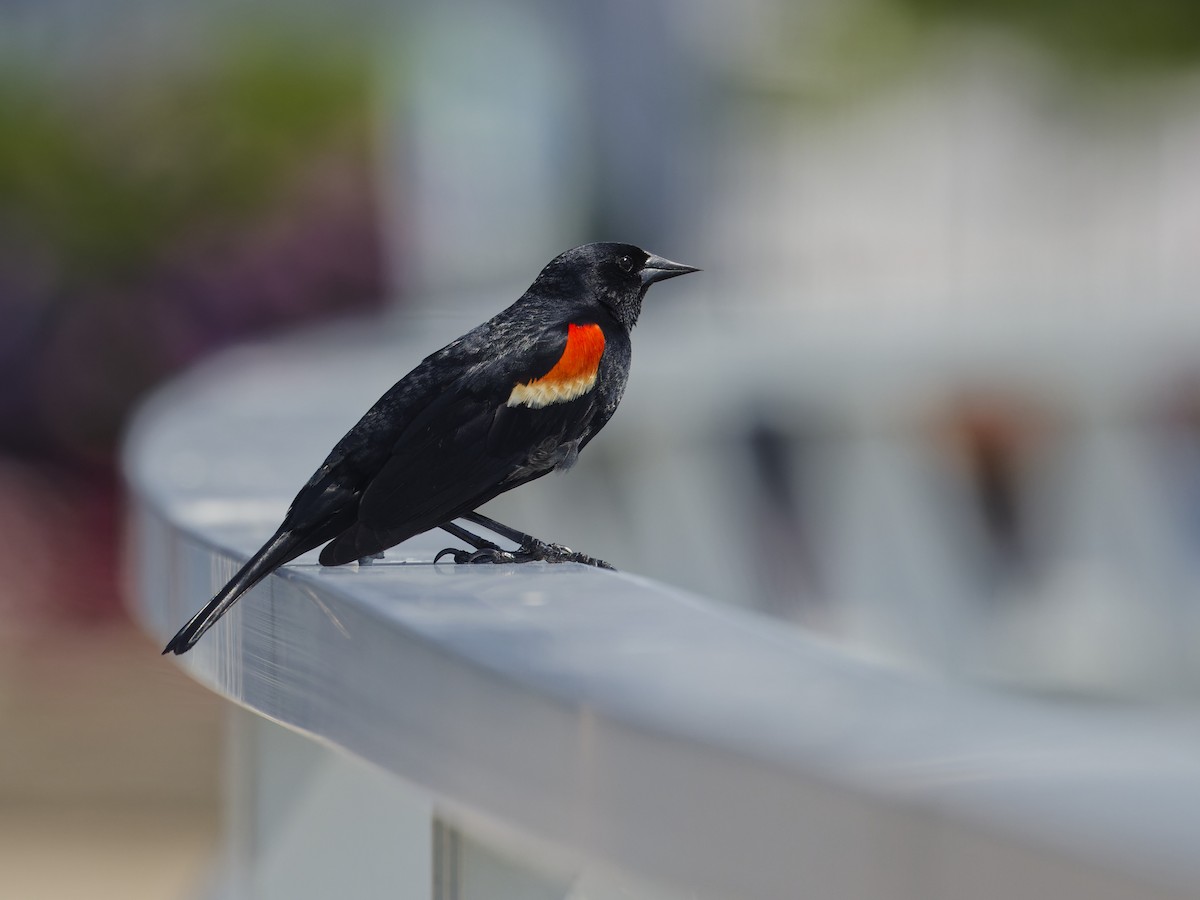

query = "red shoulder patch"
[[508, 323, 605, 408], [544, 323, 606, 384]]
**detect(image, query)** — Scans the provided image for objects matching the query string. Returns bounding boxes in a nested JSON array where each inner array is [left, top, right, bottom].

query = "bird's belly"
[[506, 435, 582, 483]]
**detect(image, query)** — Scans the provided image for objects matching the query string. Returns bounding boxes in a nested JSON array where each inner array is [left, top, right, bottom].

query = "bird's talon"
[[437, 546, 532, 565], [438, 541, 613, 569], [465, 548, 520, 564], [505, 540, 612, 569]]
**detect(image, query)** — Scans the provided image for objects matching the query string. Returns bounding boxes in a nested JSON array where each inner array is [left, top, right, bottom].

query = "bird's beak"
[[640, 254, 701, 286]]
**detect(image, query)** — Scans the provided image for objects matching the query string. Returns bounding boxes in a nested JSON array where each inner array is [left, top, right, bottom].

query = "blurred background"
[[5, 0, 1200, 896]]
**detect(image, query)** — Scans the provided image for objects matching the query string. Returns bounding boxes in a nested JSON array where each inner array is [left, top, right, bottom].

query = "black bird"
[[164, 242, 699, 654]]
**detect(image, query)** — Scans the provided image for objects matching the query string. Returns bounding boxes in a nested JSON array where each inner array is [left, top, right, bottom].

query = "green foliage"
[[0, 31, 372, 280], [898, 0, 1200, 71]]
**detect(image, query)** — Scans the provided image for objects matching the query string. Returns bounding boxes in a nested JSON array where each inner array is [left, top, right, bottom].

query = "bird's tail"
[[162, 529, 306, 655]]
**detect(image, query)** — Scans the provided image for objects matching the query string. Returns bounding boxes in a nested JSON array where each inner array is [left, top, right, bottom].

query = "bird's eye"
[[616, 254, 634, 273]]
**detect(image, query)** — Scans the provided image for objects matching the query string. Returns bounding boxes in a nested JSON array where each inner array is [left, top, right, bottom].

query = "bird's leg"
[[435, 522, 515, 564], [434, 513, 614, 569], [461, 511, 536, 545], [459, 511, 615, 570], [357, 551, 386, 566]]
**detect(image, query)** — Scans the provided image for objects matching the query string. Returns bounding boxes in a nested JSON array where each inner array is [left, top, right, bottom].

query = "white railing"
[[125, 318, 1200, 900]]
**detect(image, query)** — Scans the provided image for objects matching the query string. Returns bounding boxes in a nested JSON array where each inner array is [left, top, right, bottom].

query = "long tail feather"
[[163, 530, 305, 655]]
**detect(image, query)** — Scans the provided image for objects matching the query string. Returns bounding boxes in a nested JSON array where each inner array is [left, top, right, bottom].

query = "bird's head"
[[533, 242, 699, 329]]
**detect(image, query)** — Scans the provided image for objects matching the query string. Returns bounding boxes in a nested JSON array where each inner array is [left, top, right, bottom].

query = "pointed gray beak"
[[640, 253, 701, 286]]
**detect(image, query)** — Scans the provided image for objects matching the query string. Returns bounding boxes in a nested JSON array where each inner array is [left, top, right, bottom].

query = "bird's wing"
[[274, 321, 567, 532], [317, 321, 606, 564]]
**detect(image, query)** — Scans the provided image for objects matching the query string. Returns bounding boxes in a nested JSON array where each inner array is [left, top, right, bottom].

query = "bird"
[[163, 242, 699, 654]]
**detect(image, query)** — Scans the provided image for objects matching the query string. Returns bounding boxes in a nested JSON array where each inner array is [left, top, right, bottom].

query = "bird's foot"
[[435, 547, 523, 565], [434, 541, 614, 570], [357, 551, 385, 566], [524, 540, 616, 570]]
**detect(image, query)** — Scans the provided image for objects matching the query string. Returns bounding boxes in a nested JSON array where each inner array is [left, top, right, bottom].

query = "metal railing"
[[125, 320, 1200, 900]]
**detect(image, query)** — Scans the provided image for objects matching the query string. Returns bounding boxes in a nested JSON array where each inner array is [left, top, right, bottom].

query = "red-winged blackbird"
[[164, 243, 698, 654]]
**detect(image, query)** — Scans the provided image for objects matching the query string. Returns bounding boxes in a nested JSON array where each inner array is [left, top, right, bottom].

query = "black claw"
[[519, 540, 614, 569], [435, 541, 614, 570], [466, 548, 518, 564], [436, 546, 522, 565]]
